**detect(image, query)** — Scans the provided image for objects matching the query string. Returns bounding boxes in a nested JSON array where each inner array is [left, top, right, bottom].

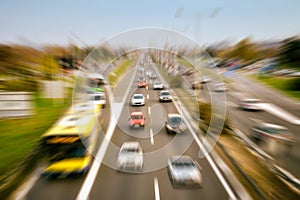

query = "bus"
[[41, 102, 101, 178]]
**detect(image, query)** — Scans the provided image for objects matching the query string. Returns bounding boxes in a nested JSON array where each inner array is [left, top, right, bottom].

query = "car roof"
[[168, 113, 181, 118], [259, 123, 288, 130], [160, 90, 170, 93], [241, 98, 260, 102], [133, 93, 144, 96], [131, 111, 143, 115], [169, 155, 194, 163], [121, 141, 141, 149]]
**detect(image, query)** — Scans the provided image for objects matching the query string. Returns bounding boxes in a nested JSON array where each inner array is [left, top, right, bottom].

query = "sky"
[[0, 0, 299, 47]]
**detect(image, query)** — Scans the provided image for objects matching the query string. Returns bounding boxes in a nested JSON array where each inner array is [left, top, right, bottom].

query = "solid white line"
[[150, 128, 154, 145], [172, 97, 238, 200], [147, 94, 149, 99], [148, 106, 151, 115], [154, 177, 160, 200]]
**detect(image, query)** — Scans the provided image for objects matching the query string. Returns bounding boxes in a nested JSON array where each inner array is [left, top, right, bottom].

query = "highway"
[[21, 60, 232, 200], [193, 70, 300, 179]]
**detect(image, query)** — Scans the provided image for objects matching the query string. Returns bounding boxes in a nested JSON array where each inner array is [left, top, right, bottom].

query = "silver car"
[[238, 98, 262, 111], [251, 123, 295, 144], [167, 155, 202, 187], [159, 90, 172, 102], [153, 81, 164, 90], [165, 114, 186, 134], [117, 141, 143, 172]]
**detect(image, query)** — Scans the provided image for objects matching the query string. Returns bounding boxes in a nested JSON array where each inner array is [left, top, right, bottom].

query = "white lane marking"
[[258, 103, 300, 125], [146, 86, 148, 90], [9, 167, 44, 200], [147, 94, 149, 99], [150, 128, 154, 145], [148, 106, 151, 115], [154, 177, 160, 200]]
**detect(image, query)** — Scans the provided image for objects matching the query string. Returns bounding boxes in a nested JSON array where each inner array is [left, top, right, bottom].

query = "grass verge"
[[0, 91, 72, 198], [250, 74, 300, 100], [108, 59, 132, 87]]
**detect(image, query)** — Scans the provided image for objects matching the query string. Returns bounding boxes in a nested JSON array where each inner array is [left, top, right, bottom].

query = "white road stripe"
[[172, 95, 238, 200], [150, 128, 154, 145], [146, 86, 148, 90], [258, 103, 300, 125], [148, 106, 151, 115], [147, 94, 149, 99], [154, 177, 160, 200]]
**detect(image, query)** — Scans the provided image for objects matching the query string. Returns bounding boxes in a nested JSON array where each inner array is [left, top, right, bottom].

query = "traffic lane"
[[159, 140, 229, 200], [226, 94, 300, 177], [25, 102, 111, 200], [229, 73, 300, 117], [89, 165, 155, 200], [91, 129, 228, 200], [26, 176, 85, 200]]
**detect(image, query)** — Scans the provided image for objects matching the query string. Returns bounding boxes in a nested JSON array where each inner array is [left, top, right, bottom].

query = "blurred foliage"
[[286, 78, 300, 91], [278, 37, 300, 68], [0, 43, 120, 91]]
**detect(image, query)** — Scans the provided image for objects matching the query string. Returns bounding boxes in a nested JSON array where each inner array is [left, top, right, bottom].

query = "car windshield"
[[264, 127, 290, 135], [161, 92, 170, 96], [122, 147, 140, 153], [131, 115, 142, 119], [133, 95, 143, 99], [168, 116, 181, 125], [172, 160, 195, 168]]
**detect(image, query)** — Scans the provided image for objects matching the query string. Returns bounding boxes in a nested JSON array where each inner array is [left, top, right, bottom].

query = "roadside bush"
[[285, 78, 300, 91]]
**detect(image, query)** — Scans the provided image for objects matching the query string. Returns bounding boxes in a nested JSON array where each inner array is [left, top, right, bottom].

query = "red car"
[[129, 112, 145, 128], [137, 80, 147, 88]]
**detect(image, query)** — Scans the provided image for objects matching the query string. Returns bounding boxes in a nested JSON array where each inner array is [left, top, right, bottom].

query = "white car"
[[153, 81, 164, 90], [213, 83, 228, 92], [117, 141, 143, 172], [167, 155, 202, 187], [131, 94, 145, 106], [238, 98, 262, 111]]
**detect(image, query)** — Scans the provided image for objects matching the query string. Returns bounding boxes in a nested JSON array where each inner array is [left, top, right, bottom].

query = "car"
[[153, 81, 164, 90], [137, 80, 147, 88], [146, 71, 156, 78], [165, 114, 186, 134], [191, 81, 203, 90], [238, 98, 262, 111], [159, 90, 172, 102], [129, 112, 145, 128], [131, 94, 145, 106], [167, 155, 202, 187], [117, 141, 143, 172], [149, 71, 157, 79], [251, 123, 295, 144], [200, 75, 212, 83], [213, 83, 228, 92]]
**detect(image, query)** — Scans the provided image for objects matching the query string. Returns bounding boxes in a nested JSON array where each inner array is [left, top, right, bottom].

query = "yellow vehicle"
[[41, 102, 101, 178]]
